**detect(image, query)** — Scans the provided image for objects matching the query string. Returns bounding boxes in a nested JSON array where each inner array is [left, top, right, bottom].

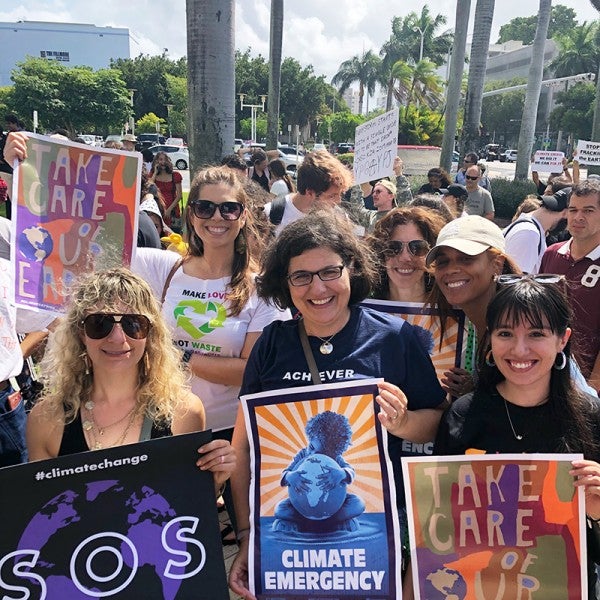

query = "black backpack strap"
[[503, 217, 543, 256], [268, 194, 287, 225]]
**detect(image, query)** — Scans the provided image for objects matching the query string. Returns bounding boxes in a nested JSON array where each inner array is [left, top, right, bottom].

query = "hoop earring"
[[235, 230, 247, 255], [485, 350, 496, 367], [553, 351, 567, 371]]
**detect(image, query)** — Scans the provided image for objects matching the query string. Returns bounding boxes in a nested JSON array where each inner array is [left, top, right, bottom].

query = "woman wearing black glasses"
[[229, 209, 446, 599], [26, 268, 234, 491], [134, 166, 288, 539], [368, 207, 445, 304]]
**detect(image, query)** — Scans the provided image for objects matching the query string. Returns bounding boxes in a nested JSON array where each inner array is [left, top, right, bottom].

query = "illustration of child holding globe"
[[272, 411, 365, 534]]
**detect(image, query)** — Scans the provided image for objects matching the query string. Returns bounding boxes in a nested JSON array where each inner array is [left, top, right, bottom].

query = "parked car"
[[80, 134, 96, 146], [278, 145, 304, 157], [274, 148, 303, 172], [165, 137, 185, 146], [136, 133, 166, 151], [104, 134, 122, 146], [336, 143, 354, 154], [481, 143, 500, 161], [147, 144, 189, 170], [500, 149, 518, 163]]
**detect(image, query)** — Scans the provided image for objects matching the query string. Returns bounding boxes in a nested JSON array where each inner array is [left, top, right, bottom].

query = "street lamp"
[[166, 104, 174, 138], [239, 93, 267, 143], [315, 118, 322, 142], [128, 88, 137, 136], [413, 24, 430, 62]]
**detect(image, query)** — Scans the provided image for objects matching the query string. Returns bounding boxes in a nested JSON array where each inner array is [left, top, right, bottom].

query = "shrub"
[[488, 178, 537, 220]]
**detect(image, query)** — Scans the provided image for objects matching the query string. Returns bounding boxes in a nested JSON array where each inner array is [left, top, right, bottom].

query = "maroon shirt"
[[540, 240, 600, 380]]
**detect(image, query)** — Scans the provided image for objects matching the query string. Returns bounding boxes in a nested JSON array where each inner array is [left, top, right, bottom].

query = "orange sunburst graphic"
[[254, 393, 385, 516]]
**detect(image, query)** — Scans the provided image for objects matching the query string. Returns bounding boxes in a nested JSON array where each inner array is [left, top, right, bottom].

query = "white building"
[[0, 21, 130, 86], [342, 88, 361, 115]]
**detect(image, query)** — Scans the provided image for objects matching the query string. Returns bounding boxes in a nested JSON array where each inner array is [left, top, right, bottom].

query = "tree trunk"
[[515, 0, 552, 180], [460, 0, 495, 160], [267, 0, 283, 151], [186, 0, 235, 172], [591, 1, 600, 175], [440, 0, 471, 171]]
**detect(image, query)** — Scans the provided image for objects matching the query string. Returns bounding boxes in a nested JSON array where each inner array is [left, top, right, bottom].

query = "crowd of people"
[[2, 127, 600, 597]]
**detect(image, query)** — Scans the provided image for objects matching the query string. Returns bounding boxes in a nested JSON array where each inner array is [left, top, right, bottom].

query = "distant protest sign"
[[11, 133, 141, 312], [532, 150, 564, 173], [576, 140, 600, 167], [353, 108, 399, 184], [403, 454, 587, 600]]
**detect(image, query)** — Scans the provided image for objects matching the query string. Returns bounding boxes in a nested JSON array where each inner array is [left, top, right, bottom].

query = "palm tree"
[[440, 0, 471, 172], [332, 51, 382, 115], [550, 22, 600, 78], [590, 0, 600, 175], [267, 0, 283, 150], [186, 0, 235, 170], [515, 0, 552, 181], [392, 59, 443, 119], [460, 0, 495, 159]]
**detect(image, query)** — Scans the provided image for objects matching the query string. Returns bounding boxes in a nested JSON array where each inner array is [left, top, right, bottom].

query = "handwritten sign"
[[11, 134, 140, 312], [403, 454, 587, 600], [576, 140, 600, 167], [532, 150, 564, 173], [353, 108, 399, 184]]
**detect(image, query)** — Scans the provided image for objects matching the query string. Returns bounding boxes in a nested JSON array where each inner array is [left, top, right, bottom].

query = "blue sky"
[[1, 1, 597, 81]]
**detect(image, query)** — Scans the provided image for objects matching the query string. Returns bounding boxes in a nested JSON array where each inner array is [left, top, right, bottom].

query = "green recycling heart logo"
[[173, 300, 227, 339]]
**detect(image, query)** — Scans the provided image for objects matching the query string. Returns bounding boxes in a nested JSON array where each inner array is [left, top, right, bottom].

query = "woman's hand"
[[570, 460, 600, 520], [441, 367, 474, 397], [376, 381, 408, 434], [3, 131, 29, 164], [196, 439, 236, 492], [229, 538, 256, 599]]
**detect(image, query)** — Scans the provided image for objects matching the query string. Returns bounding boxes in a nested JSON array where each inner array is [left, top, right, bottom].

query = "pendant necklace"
[[503, 398, 523, 441], [82, 400, 136, 436], [316, 334, 336, 355]]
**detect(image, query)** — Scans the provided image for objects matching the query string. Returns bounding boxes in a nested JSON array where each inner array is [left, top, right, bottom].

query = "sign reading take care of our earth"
[[11, 133, 140, 312], [0, 431, 228, 599]]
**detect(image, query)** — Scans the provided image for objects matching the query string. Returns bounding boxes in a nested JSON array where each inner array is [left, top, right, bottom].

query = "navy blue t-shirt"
[[240, 305, 445, 506]]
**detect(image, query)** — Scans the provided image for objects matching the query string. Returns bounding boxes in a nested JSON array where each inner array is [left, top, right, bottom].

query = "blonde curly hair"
[[39, 267, 188, 426]]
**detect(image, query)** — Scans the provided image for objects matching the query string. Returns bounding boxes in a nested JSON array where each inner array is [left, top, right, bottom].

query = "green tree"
[[515, 0, 552, 181], [550, 22, 600, 78], [235, 49, 269, 134], [164, 74, 187, 136], [392, 59, 443, 119], [136, 112, 166, 134], [497, 5, 577, 44], [267, 0, 283, 150], [481, 79, 526, 145], [332, 50, 382, 115], [549, 82, 595, 140], [398, 105, 444, 145], [186, 0, 235, 169], [460, 0, 495, 158], [239, 116, 267, 141], [319, 112, 365, 143]]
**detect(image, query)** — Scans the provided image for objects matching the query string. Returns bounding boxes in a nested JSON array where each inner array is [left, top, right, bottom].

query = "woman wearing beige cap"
[[426, 215, 520, 396]]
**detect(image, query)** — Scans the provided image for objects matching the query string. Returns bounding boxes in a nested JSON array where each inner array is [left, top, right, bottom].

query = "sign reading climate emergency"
[[11, 133, 140, 312], [241, 379, 402, 599], [402, 454, 587, 600], [0, 431, 228, 599]]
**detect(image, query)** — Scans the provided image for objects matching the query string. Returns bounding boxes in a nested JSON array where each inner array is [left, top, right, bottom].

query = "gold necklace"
[[82, 401, 138, 450], [86, 410, 138, 450], [82, 401, 136, 436]]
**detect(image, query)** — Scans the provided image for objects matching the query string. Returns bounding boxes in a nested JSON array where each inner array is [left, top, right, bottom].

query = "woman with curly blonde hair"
[[26, 268, 235, 494]]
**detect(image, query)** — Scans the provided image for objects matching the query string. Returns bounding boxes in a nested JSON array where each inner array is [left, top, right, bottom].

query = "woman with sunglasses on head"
[[368, 207, 445, 304], [434, 276, 600, 594], [229, 209, 446, 599], [134, 166, 289, 538], [26, 268, 234, 492]]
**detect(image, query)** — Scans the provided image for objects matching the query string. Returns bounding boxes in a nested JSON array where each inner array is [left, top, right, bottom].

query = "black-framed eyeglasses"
[[81, 314, 151, 340], [287, 265, 345, 287], [189, 200, 245, 221], [495, 274, 566, 286], [465, 175, 479, 181], [384, 240, 430, 258]]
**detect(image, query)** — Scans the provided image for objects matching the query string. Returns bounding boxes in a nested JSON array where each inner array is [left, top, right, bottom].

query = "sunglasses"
[[465, 175, 479, 181], [384, 240, 430, 257], [81, 314, 151, 340], [287, 265, 345, 287], [189, 200, 245, 221], [495, 274, 565, 286]]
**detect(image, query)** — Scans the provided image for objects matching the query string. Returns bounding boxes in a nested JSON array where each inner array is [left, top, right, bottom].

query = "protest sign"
[[532, 150, 564, 173], [241, 379, 402, 599], [362, 299, 467, 386], [0, 431, 228, 599], [403, 454, 587, 600], [353, 108, 399, 184], [11, 133, 140, 312], [576, 140, 600, 167]]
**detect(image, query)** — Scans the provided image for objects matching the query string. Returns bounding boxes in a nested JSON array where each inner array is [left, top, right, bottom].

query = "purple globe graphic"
[[288, 453, 347, 520], [16, 480, 188, 599]]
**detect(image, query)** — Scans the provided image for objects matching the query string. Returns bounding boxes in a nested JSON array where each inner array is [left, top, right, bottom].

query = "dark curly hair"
[[256, 208, 378, 310], [367, 207, 446, 299], [305, 411, 352, 457]]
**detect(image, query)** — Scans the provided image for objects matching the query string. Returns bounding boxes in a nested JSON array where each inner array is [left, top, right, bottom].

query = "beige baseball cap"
[[425, 215, 505, 266]]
